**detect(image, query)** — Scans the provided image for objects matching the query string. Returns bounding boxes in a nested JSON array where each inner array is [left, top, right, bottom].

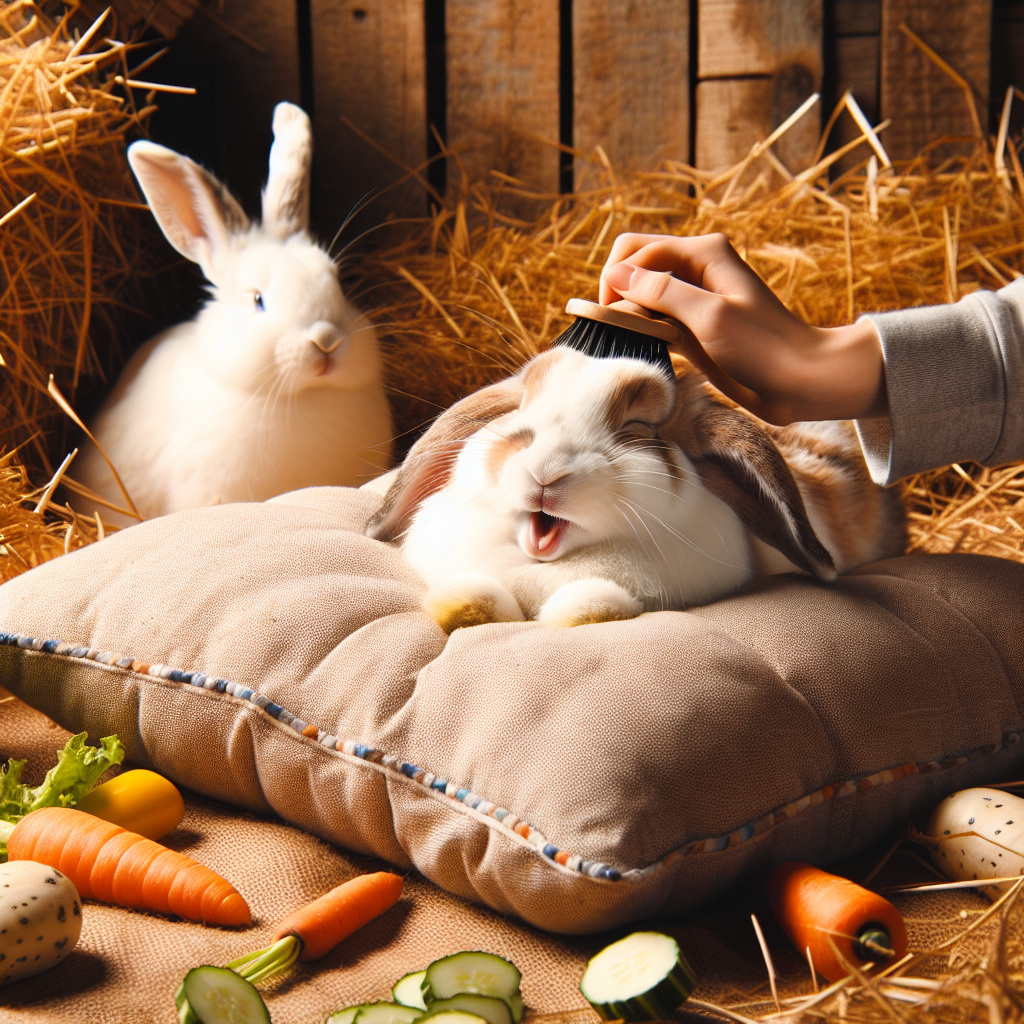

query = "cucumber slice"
[[393, 970, 428, 1010], [412, 1015, 486, 1024], [350, 1003, 424, 1024], [579, 932, 695, 1022], [181, 966, 271, 1024], [422, 995, 511, 1024], [175, 979, 201, 1024], [506, 992, 524, 1024], [424, 952, 522, 1004], [325, 1009, 360, 1024]]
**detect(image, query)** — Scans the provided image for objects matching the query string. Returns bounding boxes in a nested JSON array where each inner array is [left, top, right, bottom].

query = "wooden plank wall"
[[991, 1, 1024, 139], [445, 0, 561, 214], [308, 0, 427, 241], [825, 0, 880, 173], [148, 2, 300, 219], [148, 0, 1024, 237], [573, 0, 690, 182], [695, 0, 823, 174], [880, 0, 993, 159]]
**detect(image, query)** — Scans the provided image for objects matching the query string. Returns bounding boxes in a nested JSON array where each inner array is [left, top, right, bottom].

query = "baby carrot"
[[273, 871, 403, 961], [7, 806, 250, 927], [768, 861, 907, 983], [219, 871, 405, 989]]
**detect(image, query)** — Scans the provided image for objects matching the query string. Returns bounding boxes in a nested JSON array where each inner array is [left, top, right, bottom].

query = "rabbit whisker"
[[333, 216, 432, 265], [613, 499, 670, 612], [617, 468, 705, 493], [617, 477, 702, 511], [328, 188, 381, 257], [615, 463, 707, 488], [618, 492, 753, 576]]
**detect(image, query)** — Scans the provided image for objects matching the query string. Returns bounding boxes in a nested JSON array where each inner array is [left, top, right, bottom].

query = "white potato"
[[927, 788, 1024, 899], [0, 860, 82, 986]]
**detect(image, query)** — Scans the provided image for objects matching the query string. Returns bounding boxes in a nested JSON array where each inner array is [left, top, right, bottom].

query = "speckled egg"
[[0, 860, 82, 986]]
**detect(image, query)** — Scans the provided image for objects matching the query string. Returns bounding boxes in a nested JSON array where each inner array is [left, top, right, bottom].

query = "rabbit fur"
[[366, 346, 906, 631], [75, 102, 392, 527]]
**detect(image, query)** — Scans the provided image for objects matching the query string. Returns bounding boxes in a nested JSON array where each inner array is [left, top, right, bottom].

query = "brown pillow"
[[0, 486, 1021, 933]]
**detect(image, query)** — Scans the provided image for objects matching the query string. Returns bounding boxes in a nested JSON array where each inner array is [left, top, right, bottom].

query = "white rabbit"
[[367, 347, 904, 631], [74, 102, 393, 526]]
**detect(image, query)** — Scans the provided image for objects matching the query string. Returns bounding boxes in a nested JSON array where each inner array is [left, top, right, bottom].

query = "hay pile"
[[2, 32, 1021, 567], [346, 108, 1023, 566], [690, 871, 1024, 1024], [0, 0, 180, 571]]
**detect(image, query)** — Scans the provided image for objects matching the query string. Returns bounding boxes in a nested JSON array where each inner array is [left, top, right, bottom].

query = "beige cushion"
[[0, 486, 1022, 934]]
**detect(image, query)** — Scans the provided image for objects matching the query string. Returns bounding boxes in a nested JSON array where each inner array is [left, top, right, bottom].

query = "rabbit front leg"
[[536, 579, 643, 628], [423, 573, 526, 634]]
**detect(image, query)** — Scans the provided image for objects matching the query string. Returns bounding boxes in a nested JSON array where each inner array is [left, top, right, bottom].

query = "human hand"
[[600, 232, 886, 424]]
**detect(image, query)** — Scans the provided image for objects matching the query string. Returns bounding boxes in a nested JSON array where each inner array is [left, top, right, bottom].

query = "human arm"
[[600, 232, 1024, 484], [852, 278, 1024, 483], [599, 232, 887, 425]]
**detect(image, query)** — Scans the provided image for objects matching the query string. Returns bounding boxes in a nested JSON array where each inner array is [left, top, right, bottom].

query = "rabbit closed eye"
[[72, 102, 393, 526]]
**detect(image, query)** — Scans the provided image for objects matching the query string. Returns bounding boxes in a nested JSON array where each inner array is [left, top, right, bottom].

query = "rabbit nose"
[[308, 322, 343, 354], [527, 463, 569, 488]]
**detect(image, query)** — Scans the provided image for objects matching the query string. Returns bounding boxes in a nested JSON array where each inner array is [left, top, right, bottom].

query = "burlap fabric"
[[0, 692, 1004, 1024], [0, 487, 1022, 938]]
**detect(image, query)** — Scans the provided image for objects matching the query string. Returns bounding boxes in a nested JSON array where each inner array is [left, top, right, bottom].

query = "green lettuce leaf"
[[0, 732, 125, 860]]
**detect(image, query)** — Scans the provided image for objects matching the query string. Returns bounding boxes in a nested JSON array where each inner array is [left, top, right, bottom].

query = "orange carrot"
[[768, 861, 907, 983], [272, 871, 403, 961], [7, 806, 250, 927]]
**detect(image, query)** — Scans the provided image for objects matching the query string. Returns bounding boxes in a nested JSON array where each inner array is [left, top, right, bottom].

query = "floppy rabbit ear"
[[366, 377, 525, 543], [128, 141, 248, 279], [262, 102, 312, 240], [664, 380, 837, 580]]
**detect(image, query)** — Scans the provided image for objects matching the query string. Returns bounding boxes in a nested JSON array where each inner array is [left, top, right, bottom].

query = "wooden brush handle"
[[565, 298, 684, 345]]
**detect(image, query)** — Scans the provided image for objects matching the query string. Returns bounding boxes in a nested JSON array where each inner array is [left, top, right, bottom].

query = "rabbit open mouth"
[[522, 510, 569, 559]]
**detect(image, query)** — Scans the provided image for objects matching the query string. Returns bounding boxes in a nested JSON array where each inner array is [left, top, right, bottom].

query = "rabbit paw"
[[423, 573, 526, 634], [537, 579, 643, 628]]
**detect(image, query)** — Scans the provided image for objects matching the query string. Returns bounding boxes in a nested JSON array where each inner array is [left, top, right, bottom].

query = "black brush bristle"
[[553, 315, 674, 378]]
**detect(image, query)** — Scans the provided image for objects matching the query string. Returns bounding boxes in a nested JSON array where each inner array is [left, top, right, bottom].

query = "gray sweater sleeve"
[[854, 277, 1024, 484]]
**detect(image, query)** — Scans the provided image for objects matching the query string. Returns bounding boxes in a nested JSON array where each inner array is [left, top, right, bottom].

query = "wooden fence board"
[[695, 77, 773, 171], [148, 1, 300, 220], [990, 0, 1024, 137], [698, 0, 822, 78], [573, 0, 690, 178], [830, 34, 880, 172], [696, 0, 823, 172], [309, 0, 427, 241], [832, 0, 881, 36], [445, 0, 560, 210], [880, 0, 992, 160]]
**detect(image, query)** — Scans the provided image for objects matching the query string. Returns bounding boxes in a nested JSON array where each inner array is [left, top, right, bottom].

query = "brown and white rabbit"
[[75, 103, 393, 526], [366, 347, 905, 631]]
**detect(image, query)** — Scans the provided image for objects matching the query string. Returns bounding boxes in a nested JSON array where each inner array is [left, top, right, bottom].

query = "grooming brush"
[[553, 298, 684, 378]]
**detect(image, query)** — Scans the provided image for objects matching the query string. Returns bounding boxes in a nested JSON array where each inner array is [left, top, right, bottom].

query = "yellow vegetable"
[[75, 769, 185, 841]]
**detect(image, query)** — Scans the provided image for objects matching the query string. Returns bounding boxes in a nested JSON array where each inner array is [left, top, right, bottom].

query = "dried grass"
[[0, 447, 98, 582], [344, 111, 1023, 567], [0, 1, 177, 471], [0, 0, 182, 566], [702, 880, 1024, 1024]]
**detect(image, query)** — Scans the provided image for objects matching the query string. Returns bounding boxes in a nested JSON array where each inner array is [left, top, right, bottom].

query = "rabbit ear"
[[262, 102, 312, 240], [664, 379, 837, 580], [366, 377, 525, 542], [128, 141, 248, 278]]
